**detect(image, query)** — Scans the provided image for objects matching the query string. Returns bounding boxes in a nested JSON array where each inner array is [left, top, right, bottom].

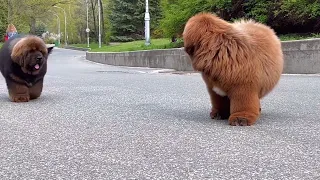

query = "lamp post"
[[86, 0, 90, 48], [53, 5, 67, 46], [98, 0, 101, 48], [144, 0, 150, 46], [54, 14, 61, 46], [49, 10, 61, 46]]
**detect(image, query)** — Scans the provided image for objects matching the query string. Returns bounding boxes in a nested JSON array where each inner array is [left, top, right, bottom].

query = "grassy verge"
[[278, 33, 320, 41], [69, 33, 320, 52], [71, 38, 183, 52]]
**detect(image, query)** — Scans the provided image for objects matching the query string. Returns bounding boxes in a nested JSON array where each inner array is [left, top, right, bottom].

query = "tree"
[[159, 0, 320, 38], [102, 0, 112, 43], [109, 0, 161, 42], [7, 0, 71, 35], [159, 0, 212, 38], [86, 0, 110, 44]]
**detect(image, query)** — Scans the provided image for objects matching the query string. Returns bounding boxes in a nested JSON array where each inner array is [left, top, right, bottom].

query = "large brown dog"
[[0, 35, 54, 102], [183, 12, 283, 126]]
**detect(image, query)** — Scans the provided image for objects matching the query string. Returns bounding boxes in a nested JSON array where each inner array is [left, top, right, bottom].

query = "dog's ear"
[[47, 46, 54, 54]]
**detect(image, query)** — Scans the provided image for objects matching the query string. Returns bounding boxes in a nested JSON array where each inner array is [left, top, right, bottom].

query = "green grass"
[[278, 33, 320, 41], [71, 38, 183, 52]]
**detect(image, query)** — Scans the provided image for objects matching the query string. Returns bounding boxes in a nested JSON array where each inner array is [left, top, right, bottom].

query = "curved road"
[[0, 48, 320, 179]]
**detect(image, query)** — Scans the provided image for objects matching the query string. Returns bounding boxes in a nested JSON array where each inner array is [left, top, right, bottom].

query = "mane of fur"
[[10, 35, 48, 59], [183, 12, 283, 93]]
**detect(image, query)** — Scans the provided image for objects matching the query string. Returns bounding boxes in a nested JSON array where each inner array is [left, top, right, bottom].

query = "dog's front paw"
[[10, 95, 30, 102], [229, 117, 249, 126], [228, 111, 259, 126]]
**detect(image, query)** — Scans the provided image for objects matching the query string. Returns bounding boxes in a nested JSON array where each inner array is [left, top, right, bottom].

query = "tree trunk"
[[68, 4, 73, 43], [90, 0, 97, 42], [29, 17, 36, 35], [100, 0, 105, 43], [7, 0, 11, 23]]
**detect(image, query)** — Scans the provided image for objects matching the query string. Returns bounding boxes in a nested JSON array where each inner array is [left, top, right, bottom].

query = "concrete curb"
[[86, 48, 194, 71], [85, 38, 320, 74], [281, 38, 320, 74], [46, 44, 55, 48], [64, 46, 90, 52]]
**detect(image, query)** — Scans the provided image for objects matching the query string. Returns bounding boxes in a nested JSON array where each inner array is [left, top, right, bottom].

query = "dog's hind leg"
[[208, 88, 230, 120], [202, 73, 230, 119]]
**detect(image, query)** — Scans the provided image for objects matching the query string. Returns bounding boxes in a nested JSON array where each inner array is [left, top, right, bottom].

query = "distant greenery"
[[160, 0, 320, 38], [2, 0, 320, 46]]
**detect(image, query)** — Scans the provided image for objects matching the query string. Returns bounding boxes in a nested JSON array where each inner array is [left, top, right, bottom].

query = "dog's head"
[[182, 12, 237, 73], [183, 12, 230, 58], [10, 35, 54, 75]]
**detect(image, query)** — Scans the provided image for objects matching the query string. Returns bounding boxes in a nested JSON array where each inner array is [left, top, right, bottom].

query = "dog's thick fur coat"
[[183, 12, 284, 126], [0, 35, 53, 102]]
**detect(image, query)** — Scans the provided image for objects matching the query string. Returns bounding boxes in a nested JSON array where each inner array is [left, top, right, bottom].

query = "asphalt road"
[[0, 48, 320, 180]]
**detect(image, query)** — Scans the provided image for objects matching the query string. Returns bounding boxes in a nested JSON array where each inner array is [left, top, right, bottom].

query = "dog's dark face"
[[24, 49, 48, 72], [17, 46, 53, 75]]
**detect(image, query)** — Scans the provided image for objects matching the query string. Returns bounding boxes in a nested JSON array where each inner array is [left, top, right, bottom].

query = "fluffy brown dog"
[[0, 35, 53, 102], [183, 12, 283, 126]]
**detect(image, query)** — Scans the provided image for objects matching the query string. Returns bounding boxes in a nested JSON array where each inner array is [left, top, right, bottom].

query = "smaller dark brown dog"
[[0, 35, 54, 102]]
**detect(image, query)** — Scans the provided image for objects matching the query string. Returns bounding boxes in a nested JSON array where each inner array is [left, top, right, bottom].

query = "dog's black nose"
[[36, 56, 42, 61]]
